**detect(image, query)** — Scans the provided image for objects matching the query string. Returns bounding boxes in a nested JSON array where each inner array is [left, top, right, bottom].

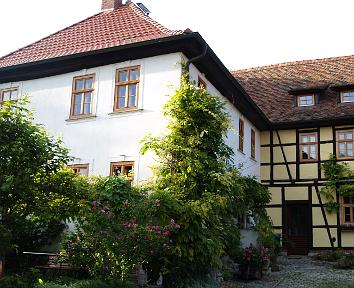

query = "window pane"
[[75, 79, 84, 91], [345, 207, 351, 222], [73, 93, 83, 115], [299, 95, 314, 106], [10, 90, 18, 100], [2, 91, 11, 101], [129, 84, 137, 107], [342, 91, 354, 103], [119, 70, 128, 82], [83, 103, 91, 114], [113, 166, 122, 175], [310, 145, 316, 159], [309, 135, 316, 143], [302, 136, 308, 143], [338, 133, 345, 140], [129, 69, 138, 81], [339, 143, 346, 156], [302, 146, 309, 159], [79, 168, 87, 176], [346, 132, 353, 140], [85, 78, 93, 89], [119, 86, 126, 97]]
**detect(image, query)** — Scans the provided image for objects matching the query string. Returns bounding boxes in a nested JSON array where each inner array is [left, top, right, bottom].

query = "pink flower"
[[123, 200, 129, 206]]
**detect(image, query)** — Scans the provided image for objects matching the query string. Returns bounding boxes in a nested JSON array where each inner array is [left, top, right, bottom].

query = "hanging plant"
[[321, 154, 354, 213]]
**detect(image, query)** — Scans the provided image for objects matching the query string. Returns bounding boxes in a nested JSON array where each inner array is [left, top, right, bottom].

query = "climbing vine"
[[321, 154, 354, 212]]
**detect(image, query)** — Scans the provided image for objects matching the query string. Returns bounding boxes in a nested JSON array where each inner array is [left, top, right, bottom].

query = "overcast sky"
[[0, 0, 353, 69]]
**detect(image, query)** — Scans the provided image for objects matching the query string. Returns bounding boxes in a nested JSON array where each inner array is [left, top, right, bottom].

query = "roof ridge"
[[232, 54, 354, 73], [128, 2, 173, 35], [0, 11, 103, 61]]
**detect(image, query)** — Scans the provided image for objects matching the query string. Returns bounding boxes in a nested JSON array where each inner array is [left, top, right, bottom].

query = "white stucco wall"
[[1, 51, 260, 182], [188, 62, 261, 178]]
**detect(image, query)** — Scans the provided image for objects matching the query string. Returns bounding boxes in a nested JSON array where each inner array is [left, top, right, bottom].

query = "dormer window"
[[340, 90, 354, 103], [297, 94, 315, 107]]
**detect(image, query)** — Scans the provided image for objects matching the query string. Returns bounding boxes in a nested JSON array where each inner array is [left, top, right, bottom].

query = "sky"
[[0, 0, 353, 70]]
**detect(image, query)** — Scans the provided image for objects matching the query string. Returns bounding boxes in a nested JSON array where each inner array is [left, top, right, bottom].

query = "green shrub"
[[316, 250, 345, 262], [334, 254, 354, 269], [35, 279, 134, 288], [0, 275, 33, 288]]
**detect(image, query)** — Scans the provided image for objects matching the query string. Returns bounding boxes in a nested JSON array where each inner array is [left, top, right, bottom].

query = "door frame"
[[282, 200, 311, 255]]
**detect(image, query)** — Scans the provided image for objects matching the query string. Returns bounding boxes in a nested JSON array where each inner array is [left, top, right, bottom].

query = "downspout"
[[185, 44, 209, 75]]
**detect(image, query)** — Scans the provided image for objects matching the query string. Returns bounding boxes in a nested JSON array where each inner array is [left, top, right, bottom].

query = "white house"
[[0, 0, 268, 184]]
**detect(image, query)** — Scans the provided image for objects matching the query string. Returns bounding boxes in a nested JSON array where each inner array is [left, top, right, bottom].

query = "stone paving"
[[227, 257, 354, 288]]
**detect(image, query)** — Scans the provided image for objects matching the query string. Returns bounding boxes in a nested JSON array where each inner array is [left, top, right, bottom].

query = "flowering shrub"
[[238, 245, 269, 268], [59, 176, 180, 279]]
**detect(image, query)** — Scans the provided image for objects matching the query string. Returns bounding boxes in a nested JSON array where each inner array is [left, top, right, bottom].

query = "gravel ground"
[[224, 257, 354, 288]]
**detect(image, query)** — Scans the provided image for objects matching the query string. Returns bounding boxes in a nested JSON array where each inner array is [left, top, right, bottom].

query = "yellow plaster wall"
[[266, 207, 282, 226], [312, 207, 337, 226], [261, 131, 270, 145], [261, 147, 270, 163], [341, 232, 354, 247], [285, 187, 308, 201], [274, 164, 296, 180], [320, 127, 333, 141], [269, 187, 282, 204], [273, 130, 296, 144], [299, 163, 318, 179], [313, 228, 338, 247], [273, 146, 296, 162], [320, 143, 333, 161], [347, 161, 354, 171], [261, 166, 270, 181], [312, 189, 335, 205]]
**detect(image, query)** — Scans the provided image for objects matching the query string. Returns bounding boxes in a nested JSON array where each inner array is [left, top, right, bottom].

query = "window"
[[300, 132, 318, 161], [297, 94, 315, 107], [0, 88, 19, 104], [251, 128, 256, 159], [340, 91, 354, 103], [114, 66, 140, 111], [69, 164, 89, 176], [110, 161, 134, 181], [71, 75, 94, 118], [340, 196, 354, 225], [239, 119, 244, 152], [198, 77, 206, 89], [337, 130, 354, 159]]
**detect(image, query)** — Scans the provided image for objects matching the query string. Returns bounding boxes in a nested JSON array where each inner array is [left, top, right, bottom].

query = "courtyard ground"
[[225, 257, 354, 288]]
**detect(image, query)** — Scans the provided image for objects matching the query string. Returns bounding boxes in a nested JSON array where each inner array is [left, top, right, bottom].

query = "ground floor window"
[[110, 161, 134, 181], [69, 164, 89, 176], [341, 196, 354, 225]]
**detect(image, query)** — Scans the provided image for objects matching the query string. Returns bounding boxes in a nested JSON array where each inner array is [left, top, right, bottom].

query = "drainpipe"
[[185, 44, 209, 75]]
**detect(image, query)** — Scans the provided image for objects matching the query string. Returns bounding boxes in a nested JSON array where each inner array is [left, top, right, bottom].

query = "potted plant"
[[237, 244, 269, 280]]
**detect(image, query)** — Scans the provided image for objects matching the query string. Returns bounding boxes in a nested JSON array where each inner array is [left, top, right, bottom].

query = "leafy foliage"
[[321, 154, 354, 212], [141, 72, 271, 282]]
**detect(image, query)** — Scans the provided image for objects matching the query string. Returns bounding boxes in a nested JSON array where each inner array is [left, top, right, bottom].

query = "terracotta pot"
[[0, 260, 3, 278]]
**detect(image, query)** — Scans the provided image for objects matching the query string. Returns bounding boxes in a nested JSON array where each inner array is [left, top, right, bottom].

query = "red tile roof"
[[232, 55, 354, 124], [0, 3, 185, 68]]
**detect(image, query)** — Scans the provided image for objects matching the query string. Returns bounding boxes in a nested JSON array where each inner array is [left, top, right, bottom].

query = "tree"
[[141, 72, 271, 285], [0, 99, 88, 274]]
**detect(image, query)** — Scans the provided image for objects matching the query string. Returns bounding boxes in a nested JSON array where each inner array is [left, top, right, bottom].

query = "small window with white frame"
[[297, 94, 315, 107], [340, 90, 354, 103]]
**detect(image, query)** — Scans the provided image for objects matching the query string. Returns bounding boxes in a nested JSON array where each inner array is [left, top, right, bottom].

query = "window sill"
[[109, 108, 144, 116], [65, 115, 97, 123]]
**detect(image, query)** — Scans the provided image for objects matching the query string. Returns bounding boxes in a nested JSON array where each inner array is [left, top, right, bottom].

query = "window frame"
[[114, 66, 140, 112], [68, 164, 89, 176], [198, 77, 206, 89], [110, 161, 135, 180], [340, 90, 354, 103], [336, 129, 354, 160], [340, 196, 354, 226], [70, 74, 95, 119], [297, 94, 315, 107], [251, 128, 256, 159], [299, 132, 318, 162], [0, 87, 19, 104], [239, 119, 244, 153]]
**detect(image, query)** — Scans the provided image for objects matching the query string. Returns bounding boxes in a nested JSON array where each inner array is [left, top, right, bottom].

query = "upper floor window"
[[198, 77, 206, 89], [239, 119, 244, 152], [297, 94, 315, 107], [251, 128, 256, 159], [340, 90, 354, 103], [114, 66, 140, 111], [300, 132, 318, 161], [341, 196, 354, 225], [71, 75, 94, 118], [337, 130, 353, 159], [110, 161, 134, 181], [0, 88, 19, 104], [69, 164, 89, 176]]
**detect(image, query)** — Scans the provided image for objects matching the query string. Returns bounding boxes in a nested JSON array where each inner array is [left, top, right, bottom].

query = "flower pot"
[[239, 264, 262, 280]]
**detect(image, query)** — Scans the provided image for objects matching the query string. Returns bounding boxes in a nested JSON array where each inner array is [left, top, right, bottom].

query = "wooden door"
[[283, 201, 310, 255]]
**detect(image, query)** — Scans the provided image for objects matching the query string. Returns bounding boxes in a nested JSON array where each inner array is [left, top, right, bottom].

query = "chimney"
[[101, 0, 123, 10]]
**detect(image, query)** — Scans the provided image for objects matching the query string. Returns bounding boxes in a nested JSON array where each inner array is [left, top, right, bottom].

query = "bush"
[[334, 254, 354, 269], [0, 275, 33, 288], [36, 279, 134, 288], [316, 250, 345, 262]]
